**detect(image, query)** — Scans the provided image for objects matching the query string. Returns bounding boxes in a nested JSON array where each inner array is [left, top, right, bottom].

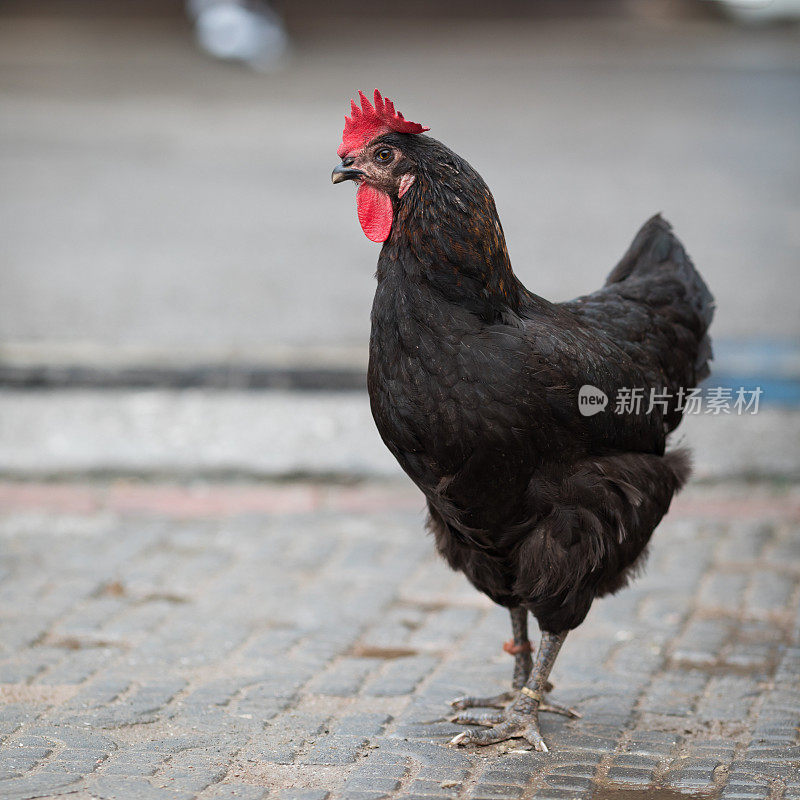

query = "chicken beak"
[[331, 163, 365, 184]]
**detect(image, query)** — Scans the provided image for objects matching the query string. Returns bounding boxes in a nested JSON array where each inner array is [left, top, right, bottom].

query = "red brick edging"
[[0, 481, 798, 522]]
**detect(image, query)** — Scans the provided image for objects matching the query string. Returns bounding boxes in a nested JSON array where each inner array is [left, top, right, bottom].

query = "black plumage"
[[336, 130, 714, 749]]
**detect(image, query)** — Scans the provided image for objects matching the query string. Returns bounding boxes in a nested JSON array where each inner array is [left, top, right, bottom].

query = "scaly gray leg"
[[451, 629, 579, 750], [450, 607, 532, 724]]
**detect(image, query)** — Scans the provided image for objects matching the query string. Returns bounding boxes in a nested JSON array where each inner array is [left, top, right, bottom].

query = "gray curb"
[[1, 390, 797, 482]]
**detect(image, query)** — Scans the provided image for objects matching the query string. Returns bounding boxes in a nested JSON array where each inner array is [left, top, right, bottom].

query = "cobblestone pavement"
[[1, 481, 799, 800]]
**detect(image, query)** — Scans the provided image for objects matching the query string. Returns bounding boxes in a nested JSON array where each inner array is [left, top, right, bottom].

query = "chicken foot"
[[450, 630, 577, 750]]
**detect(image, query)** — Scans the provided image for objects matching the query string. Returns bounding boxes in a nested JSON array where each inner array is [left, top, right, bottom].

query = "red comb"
[[338, 89, 429, 158]]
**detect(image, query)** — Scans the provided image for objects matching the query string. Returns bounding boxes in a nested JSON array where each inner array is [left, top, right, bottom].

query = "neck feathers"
[[378, 139, 523, 323]]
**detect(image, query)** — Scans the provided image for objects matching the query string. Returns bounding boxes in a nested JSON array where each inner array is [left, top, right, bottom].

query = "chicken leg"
[[450, 606, 532, 721], [451, 629, 577, 750], [450, 610, 577, 727]]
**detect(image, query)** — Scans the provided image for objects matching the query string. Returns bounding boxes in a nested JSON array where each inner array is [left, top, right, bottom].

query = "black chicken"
[[332, 90, 714, 751]]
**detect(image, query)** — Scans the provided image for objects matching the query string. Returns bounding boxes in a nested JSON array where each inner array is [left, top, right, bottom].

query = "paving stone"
[[89, 679, 187, 728], [785, 783, 800, 800], [543, 758, 602, 778], [417, 765, 470, 783], [37, 649, 110, 686], [203, 784, 270, 799], [480, 766, 533, 786], [407, 607, 482, 650], [697, 675, 759, 722], [90, 776, 196, 800], [393, 795, 448, 800], [671, 618, 734, 666], [0, 745, 52, 778], [39, 751, 108, 776], [610, 753, 658, 770], [64, 676, 132, 710], [402, 779, 458, 796], [721, 776, 772, 800], [0, 773, 82, 800], [180, 678, 252, 709], [608, 768, 656, 789], [532, 790, 584, 800], [247, 711, 329, 764], [0, 649, 65, 683], [745, 570, 797, 617], [389, 720, 463, 740], [234, 676, 306, 713], [639, 670, 707, 715], [698, 569, 749, 612], [691, 738, 737, 759], [306, 658, 380, 696], [725, 641, 776, 671], [331, 713, 392, 737], [715, 524, 771, 563], [99, 748, 168, 777], [605, 763, 657, 788], [468, 784, 525, 800], [542, 774, 594, 791], [154, 747, 233, 792], [364, 656, 438, 697], [623, 730, 678, 757], [746, 744, 800, 761], [607, 637, 665, 678], [349, 759, 409, 781], [346, 775, 404, 794], [664, 757, 722, 790], [767, 531, 800, 564], [550, 731, 616, 754], [299, 735, 368, 765]]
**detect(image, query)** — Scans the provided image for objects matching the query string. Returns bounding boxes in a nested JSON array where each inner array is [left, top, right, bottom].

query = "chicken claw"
[[450, 692, 513, 711], [449, 712, 548, 751], [540, 700, 581, 719], [450, 709, 506, 726], [450, 688, 579, 720]]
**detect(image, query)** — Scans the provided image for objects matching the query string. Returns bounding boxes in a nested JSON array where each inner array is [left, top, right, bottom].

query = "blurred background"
[[0, 0, 799, 478]]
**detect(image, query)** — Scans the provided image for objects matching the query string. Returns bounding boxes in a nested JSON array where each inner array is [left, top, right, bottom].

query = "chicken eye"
[[374, 148, 393, 164]]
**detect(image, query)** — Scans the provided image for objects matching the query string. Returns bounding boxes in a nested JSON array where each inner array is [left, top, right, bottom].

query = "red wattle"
[[356, 183, 393, 243]]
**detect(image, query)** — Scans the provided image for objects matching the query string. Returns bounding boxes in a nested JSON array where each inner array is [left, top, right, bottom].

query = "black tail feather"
[[607, 214, 715, 383]]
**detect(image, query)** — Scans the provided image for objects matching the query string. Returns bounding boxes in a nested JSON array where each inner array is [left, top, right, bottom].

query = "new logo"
[[578, 385, 608, 417]]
